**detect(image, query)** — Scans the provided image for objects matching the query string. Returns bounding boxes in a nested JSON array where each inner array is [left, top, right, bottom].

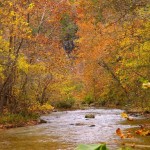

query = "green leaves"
[[60, 13, 78, 40], [76, 144, 109, 150]]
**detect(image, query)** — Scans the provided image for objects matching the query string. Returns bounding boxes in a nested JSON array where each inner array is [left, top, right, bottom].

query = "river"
[[0, 108, 149, 150]]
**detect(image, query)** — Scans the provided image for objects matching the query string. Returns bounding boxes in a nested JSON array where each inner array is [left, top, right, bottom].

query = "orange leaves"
[[116, 123, 150, 141], [116, 128, 125, 139], [117, 112, 150, 145], [126, 132, 134, 138], [135, 129, 143, 135], [135, 129, 150, 136], [116, 128, 134, 139]]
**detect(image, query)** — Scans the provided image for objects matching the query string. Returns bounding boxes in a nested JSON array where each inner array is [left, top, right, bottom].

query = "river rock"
[[75, 123, 85, 126], [89, 125, 95, 127], [52, 109, 58, 112], [85, 114, 95, 118], [39, 119, 47, 123], [70, 123, 75, 125]]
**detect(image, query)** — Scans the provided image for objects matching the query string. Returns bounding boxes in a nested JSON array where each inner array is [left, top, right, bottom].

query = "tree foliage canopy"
[[0, 0, 149, 114]]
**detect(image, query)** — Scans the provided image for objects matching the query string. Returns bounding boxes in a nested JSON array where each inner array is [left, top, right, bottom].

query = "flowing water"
[[0, 109, 149, 150]]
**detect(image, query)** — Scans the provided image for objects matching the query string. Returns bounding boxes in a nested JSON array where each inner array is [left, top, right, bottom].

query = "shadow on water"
[[0, 108, 149, 150]]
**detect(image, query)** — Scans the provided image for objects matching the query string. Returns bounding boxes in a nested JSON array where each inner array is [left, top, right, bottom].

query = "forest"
[[0, 0, 150, 124], [0, 0, 150, 150]]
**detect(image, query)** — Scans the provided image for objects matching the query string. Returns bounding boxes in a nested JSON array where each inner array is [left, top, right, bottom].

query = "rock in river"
[[85, 114, 95, 118], [39, 119, 47, 123]]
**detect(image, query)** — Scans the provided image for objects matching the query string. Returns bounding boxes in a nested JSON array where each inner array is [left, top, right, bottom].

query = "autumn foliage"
[[0, 0, 149, 114]]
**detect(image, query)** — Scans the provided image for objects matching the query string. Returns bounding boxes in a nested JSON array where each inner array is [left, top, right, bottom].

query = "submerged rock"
[[75, 123, 85, 126], [70, 123, 74, 125], [89, 125, 95, 127]]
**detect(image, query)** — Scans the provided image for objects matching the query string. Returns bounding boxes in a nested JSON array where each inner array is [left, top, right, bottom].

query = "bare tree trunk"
[[0, 37, 23, 113]]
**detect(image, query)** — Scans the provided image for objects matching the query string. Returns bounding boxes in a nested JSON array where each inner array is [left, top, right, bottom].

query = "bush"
[[55, 98, 75, 109], [98, 98, 108, 106], [82, 94, 94, 105], [29, 103, 54, 112], [0, 113, 39, 125]]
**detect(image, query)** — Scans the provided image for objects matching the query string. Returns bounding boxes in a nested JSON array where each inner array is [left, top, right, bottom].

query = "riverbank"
[[0, 106, 149, 130], [0, 113, 40, 129], [125, 108, 150, 119], [118, 114, 150, 150], [0, 108, 149, 150], [0, 104, 54, 129]]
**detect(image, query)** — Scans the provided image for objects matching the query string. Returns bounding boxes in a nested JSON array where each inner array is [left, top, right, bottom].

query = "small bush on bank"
[[54, 98, 75, 109], [82, 94, 94, 105], [29, 102, 54, 113], [0, 102, 54, 129], [97, 98, 108, 106], [0, 113, 39, 126]]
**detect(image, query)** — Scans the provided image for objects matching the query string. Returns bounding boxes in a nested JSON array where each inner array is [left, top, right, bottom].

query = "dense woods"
[[0, 0, 149, 116]]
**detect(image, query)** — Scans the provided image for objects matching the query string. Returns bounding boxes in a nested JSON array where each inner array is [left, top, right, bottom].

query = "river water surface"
[[0, 108, 148, 150]]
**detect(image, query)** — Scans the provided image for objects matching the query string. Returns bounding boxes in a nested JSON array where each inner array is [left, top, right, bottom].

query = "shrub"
[[55, 98, 75, 109], [82, 94, 94, 105], [98, 98, 108, 106], [0, 113, 39, 125], [28, 102, 54, 113]]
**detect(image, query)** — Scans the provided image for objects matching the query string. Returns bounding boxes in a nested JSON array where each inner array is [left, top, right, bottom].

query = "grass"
[[0, 113, 39, 128]]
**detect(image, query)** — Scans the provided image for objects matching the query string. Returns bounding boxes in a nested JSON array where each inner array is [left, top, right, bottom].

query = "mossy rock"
[[85, 114, 95, 118]]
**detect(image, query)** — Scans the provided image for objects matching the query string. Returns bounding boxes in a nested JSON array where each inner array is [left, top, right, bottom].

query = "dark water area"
[[0, 109, 149, 150]]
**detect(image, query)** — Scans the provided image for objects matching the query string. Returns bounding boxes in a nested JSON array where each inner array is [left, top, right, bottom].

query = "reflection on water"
[[0, 109, 138, 150]]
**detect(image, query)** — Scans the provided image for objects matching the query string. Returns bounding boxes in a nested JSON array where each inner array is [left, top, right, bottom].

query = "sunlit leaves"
[[121, 112, 128, 119], [28, 3, 35, 10], [121, 112, 133, 121], [142, 82, 150, 89], [29, 102, 54, 112], [17, 56, 29, 73], [0, 0, 32, 39]]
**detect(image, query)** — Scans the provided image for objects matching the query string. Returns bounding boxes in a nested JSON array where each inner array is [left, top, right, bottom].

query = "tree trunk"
[[98, 59, 130, 102]]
